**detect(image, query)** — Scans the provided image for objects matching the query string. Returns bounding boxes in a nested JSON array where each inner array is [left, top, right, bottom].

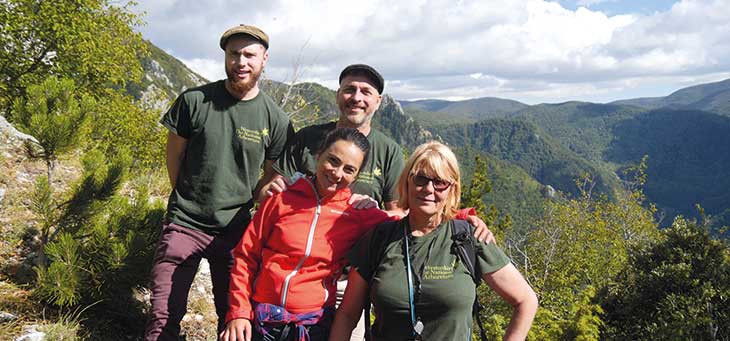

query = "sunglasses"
[[412, 174, 452, 192]]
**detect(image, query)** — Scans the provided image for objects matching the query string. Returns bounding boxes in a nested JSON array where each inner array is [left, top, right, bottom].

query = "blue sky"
[[134, 0, 730, 104], [557, 0, 677, 14]]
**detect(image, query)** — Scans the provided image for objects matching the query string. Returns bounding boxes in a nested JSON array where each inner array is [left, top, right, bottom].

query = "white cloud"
[[134, 0, 730, 104], [178, 57, 223, 82]]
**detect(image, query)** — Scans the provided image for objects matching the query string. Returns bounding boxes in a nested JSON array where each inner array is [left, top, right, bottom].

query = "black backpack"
[[363, 219, 487, 340]]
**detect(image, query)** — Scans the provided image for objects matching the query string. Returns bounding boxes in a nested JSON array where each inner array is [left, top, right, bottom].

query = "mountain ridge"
[[133, 42, 730, 230]]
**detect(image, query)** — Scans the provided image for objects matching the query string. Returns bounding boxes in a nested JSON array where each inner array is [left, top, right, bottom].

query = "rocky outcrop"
[[374, 95, 436, 149]]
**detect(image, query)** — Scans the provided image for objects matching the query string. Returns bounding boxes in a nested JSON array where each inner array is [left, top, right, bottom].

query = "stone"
[[15, 325, 45, 341], [0, 311, 17, 322]]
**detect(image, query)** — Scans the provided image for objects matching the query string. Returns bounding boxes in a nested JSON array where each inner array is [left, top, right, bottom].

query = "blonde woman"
[[330, 141, 538, 340]]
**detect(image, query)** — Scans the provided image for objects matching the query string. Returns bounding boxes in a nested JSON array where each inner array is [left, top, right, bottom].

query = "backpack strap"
[[451, 219, 480, 284], [451, 219, 488, 341]]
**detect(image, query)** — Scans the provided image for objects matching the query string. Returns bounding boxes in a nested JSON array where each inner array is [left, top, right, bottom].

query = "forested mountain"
[[397, 78, 730, 228], [436, 119, 614, 198], [612, 78, 730, 115], [126, 41, 207, 105], [400, 97, 528, 126], [607, 109, 730, 223], [400, 97, 528, 119], [508, 99, 730, 226]]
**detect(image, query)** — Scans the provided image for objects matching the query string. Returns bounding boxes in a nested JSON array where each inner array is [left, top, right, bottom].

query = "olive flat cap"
[[219, 24, 269, 50], [339, 64, 384, 94]]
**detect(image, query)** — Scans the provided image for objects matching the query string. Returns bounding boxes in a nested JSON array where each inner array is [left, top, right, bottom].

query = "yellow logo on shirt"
[[373, 167, 382, 177], [237, 127, 269, 143], [423, 259, 456, 280]]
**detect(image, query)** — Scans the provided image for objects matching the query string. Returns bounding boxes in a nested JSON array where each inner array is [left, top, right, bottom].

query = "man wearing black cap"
[[144, 24, 292, 340], [258, 64, 403, 340], [264, 64, 403, 211]]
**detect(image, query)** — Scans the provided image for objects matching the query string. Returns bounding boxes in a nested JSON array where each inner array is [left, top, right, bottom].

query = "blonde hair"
[[397, 141, 461, 220]]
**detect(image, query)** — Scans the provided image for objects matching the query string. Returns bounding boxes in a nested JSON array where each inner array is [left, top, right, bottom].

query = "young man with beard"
[[144, 25, 293, 340]]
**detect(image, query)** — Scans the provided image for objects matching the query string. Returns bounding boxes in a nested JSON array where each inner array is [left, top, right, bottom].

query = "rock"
[[0, 115, 37, 144], [15, 331, 45, 341], [15, 171, 32, 184], [198, 259, 210, 275], [0, 187, 5, 205], [0, 311, 17, 322], [542, 185, 556, 199], [15, 325, 45, 341]]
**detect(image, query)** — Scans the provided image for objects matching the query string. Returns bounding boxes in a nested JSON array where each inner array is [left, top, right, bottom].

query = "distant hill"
[[126, 40, 207, 106], [606, 109, 730, 222], [612, 78, 730, 115], [434, 119, 614, 198], [514, 101, 644, 168], [400, 107, 474, 127], [509, 98, 730, 226], [400, 97, 529, 123]]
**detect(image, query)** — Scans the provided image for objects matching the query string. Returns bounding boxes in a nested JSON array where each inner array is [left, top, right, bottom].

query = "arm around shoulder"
[[255, 161, 287, 202], [483, 264, 538, 341]]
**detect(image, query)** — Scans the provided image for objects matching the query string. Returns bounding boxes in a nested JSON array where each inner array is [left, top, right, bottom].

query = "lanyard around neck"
[[403, 223, 436, 339]]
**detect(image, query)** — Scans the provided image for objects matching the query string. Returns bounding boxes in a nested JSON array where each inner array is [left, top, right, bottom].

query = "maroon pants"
[[144, 224, 244, 340]]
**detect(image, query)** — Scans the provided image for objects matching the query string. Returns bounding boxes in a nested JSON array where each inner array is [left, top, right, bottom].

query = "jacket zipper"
[[280, 177, 321, 307]]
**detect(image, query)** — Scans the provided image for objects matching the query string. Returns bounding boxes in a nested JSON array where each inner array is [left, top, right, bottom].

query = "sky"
[[133, 0, 730, 105]]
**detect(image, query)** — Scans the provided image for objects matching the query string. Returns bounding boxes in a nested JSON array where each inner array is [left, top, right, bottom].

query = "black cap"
[[339, 64, 384, 94]]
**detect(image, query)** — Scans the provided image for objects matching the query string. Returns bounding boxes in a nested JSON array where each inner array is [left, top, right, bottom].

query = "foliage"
[[10, 76, 94, 183], [456, 147, 545, 234], [461, 156, 491, 219], [460, 155, 514, 239], [33, 150, 165, 338], [0, 0, 147, 114], [29, 175, 57, 266], [260, 80, 327, 131], [600, 214, 730, 339], [475, 162, 658, 340], [89, 88, 167, 170]]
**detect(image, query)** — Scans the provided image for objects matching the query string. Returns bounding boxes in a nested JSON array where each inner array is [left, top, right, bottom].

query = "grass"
[[179, 266, 219, 340], [38, 317, 82, 340]]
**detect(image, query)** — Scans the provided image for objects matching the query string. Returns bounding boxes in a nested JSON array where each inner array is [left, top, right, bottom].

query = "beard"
[[226, 65, 263, 95]]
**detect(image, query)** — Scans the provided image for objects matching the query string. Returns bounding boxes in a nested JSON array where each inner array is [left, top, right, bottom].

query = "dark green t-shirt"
[[161, 81, 292, 235], [349, 218, 511, 340], [272, 121, 404, 205]]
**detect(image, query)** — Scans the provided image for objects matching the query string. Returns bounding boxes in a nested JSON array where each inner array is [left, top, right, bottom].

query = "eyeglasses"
[[412, 174, 452, 192]]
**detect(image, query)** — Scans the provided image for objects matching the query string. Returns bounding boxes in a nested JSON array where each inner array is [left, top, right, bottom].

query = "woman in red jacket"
[[220, 127, 394, 341]]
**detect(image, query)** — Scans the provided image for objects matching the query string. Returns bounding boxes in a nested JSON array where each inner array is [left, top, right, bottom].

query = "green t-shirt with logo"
[[161, 80, 292, 235], [272, 121, 404, 205], [348, 218, 511, 340]]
